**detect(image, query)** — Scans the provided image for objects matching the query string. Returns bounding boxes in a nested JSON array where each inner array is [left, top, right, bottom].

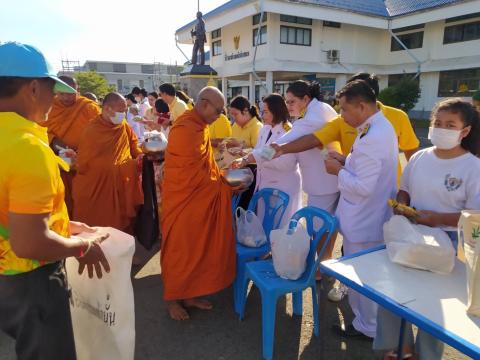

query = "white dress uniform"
[[336, 110, 398, 338], [278, 98, 339, 213], [252, 123, 302, 227]]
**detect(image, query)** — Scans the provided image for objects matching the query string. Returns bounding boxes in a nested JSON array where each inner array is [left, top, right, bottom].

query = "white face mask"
[[428, 127, 462, 150], [135, 97, 141, 103], [110, 112, 125, 125]]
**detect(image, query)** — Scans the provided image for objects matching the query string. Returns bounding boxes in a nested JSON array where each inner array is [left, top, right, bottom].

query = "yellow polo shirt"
[[209, 114, 232, 139], [0, 112, 70, 275], [313, 102, 419, 182], [231, 116, 263, 148], [169, 96, 189, 122]]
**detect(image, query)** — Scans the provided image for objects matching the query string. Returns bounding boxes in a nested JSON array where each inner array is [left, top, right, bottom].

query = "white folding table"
[[320, 245, 480, 359]]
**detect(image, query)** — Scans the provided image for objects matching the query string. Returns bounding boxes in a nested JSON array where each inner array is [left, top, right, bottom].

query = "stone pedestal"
[[179, 65, 218, 100]]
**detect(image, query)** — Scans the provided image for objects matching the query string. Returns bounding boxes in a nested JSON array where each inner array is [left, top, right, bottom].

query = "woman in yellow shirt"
[[228, 96, 263, 208], [228, 96, 263, 148]]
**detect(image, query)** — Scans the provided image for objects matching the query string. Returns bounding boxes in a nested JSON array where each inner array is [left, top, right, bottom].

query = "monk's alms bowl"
[[142, 131, 168, 153], [222, 168, 254, 187]]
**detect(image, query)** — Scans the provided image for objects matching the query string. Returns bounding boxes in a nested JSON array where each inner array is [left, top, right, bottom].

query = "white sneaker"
[[328, 283, 348, 302]]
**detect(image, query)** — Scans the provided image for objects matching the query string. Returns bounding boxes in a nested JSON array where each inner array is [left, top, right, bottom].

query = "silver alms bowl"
[[222, 168, 254, 187]]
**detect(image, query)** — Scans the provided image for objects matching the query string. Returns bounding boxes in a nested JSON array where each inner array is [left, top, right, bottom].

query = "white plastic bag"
[[66, 227, 135, 360], [235, 207, 267, 247], [271, 220, 310, 280], [384, 215, 455, 274], [458, 210, 480, 317]]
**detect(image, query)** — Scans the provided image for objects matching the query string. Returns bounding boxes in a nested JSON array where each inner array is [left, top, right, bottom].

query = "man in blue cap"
[[0, 42, 110, 359]]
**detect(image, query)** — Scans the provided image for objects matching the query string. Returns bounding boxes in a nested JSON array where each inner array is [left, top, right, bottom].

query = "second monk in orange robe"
[[72, 92, 143, 233], [40, 75, 100, 216], [161, 87, 236, 321]]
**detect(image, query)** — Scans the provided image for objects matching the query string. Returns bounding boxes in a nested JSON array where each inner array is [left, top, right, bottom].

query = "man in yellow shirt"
[[0, 42, 109, 359], [315, 73, 419, 161], [159, 83, 188, 122]]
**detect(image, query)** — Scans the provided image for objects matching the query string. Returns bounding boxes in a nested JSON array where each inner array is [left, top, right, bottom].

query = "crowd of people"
[[1, 41, 480, 360]]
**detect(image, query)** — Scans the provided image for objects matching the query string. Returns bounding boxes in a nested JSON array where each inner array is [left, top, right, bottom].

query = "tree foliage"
[[75, 71, 115, 98], [378, 77, 421, 113]]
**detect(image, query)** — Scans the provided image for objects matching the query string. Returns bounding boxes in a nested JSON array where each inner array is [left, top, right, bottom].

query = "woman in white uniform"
[[374, 99, 480, 360], [233, 94, 302, 226], [278, 80, 339, 214]]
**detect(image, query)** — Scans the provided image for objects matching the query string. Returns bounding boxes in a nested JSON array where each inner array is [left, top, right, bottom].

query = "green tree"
[[378, 77, 421, 113], [74, 71, 115, 99]]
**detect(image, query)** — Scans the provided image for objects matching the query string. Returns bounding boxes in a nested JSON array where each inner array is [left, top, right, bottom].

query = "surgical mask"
[[428, 127, 462, 150], [135, 97, 141, 103], [110, 112, 125, 125]]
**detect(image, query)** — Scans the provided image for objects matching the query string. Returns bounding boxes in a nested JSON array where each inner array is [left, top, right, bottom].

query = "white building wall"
[[180, 1, 480, 118]]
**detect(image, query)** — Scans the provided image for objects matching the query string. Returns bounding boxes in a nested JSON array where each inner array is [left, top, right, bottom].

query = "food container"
[[222, 168, 254, 187], [142, 130, 168, 153]]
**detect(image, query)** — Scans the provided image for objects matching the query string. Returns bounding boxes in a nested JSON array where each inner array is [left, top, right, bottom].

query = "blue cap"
[[0, 42, 76, 94]]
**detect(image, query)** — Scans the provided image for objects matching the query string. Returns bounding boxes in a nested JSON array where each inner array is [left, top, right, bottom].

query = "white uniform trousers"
[[343, 240, 383, 338]]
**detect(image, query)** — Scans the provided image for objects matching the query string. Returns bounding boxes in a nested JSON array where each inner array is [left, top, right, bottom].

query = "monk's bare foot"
[[183, 298, 213, 310], [167, 301, 189, 321]]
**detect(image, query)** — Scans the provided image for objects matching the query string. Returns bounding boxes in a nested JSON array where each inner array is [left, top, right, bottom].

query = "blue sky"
[[0, 0, 225, 71]]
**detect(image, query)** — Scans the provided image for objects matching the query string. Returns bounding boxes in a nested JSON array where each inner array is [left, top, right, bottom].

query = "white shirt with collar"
[[278, 98, 339, 196], [252, 123, 302, 226], [336, 110, 398, 245]]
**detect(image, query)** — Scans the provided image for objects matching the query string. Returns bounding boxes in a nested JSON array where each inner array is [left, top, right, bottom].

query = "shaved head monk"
[[72, 92, 143, 232], [161, 86, 237, 320], [42, 75, 100, 150], [40, 75, 100, 215]]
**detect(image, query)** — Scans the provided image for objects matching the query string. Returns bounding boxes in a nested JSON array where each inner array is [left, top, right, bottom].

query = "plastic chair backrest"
[[247, 188, 289, 239], [290, 206, 338, 282]]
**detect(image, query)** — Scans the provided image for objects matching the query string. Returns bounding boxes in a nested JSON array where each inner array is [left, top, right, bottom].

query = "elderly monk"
[[72, 92, 143, 233], [161, 87, 236, 320], [41, 76, 100, 215]]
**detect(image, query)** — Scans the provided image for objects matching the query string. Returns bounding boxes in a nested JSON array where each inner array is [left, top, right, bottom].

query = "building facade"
[[176, 0, 480, 118], [62, 61, 183, 94]]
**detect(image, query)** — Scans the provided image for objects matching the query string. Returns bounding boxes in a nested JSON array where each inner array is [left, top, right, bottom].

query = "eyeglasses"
[[201, 98, 223, 116]]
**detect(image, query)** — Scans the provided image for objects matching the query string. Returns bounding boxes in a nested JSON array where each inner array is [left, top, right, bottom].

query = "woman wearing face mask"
[[131, 87, 151, 118], [374, 98, 480, 360], [228, 96, 263, 208], [232, 94, 301, 225]]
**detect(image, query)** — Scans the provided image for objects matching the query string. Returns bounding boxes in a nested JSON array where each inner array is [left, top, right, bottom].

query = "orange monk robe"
[[161, 109, 236, 301], [42, 96, 100, 150], [72, 115, 144, 233], [41, 96, 100, 216]]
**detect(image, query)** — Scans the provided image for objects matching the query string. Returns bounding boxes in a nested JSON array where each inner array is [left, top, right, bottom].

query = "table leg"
[[397, 318, 406, 359]]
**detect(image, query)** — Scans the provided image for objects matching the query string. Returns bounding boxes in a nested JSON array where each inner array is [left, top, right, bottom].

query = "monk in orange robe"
[[40, 76, 100, 215], [161, 87, 237, 320], [72, 92, 143, 233]]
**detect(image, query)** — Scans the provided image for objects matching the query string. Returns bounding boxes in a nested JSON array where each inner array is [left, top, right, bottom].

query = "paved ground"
[[0, 238, 471, 360], [0, 126, 472, 359]]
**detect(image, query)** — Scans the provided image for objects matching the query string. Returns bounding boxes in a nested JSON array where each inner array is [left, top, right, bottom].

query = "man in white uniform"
[[272, 80, 398, 339]]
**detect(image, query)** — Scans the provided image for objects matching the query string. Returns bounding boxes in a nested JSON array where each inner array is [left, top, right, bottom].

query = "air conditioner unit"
[[327, 49, 340, 63]]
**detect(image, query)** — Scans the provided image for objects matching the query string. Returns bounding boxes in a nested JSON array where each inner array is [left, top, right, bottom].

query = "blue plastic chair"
[[233, 188, 289, 315], [238, 206, 338, 360], [232, 193, 241, 218]]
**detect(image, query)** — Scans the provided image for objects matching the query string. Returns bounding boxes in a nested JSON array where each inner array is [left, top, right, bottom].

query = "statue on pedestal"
[[191, 11, 206, 65]]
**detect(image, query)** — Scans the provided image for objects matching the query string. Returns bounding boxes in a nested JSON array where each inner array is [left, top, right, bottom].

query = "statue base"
[[179, 64, 219, 101], [180, 64, 218, 76]]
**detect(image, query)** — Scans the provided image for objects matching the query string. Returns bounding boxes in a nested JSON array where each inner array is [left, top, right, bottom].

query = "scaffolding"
[[61, 59, 81, 73]]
